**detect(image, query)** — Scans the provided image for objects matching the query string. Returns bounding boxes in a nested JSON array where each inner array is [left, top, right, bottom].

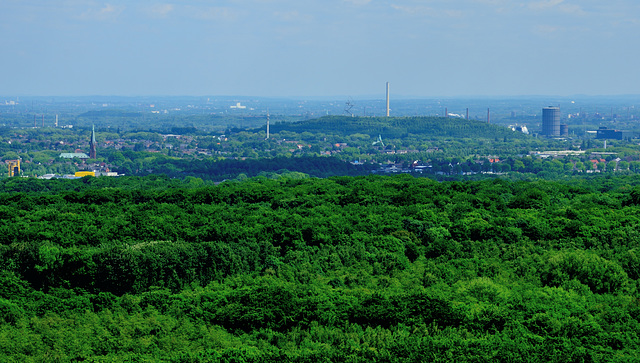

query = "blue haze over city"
[[1, 1, 639, 122]]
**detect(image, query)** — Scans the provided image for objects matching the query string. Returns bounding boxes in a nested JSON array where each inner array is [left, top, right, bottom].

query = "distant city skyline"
[[1, 1, 639, 97]]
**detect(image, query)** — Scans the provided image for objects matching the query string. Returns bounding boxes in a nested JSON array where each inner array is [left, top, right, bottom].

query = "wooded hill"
[[262, 115, 532, 139], [0, 174, 639, 361]]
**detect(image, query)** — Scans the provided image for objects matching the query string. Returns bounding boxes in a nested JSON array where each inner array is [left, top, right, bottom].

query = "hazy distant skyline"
[[1, 1, 639, 98]]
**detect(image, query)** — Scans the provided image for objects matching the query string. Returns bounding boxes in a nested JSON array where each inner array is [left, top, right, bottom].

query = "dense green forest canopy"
[[0, 174, 639, 361], [259, 115, 533, 140]]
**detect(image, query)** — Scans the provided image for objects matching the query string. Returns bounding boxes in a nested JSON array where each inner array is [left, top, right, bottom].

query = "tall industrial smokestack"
[[385, 82, 390, 117], [487, 108, 490, 124], [266, 110, 270, 140], [466, 108, 469, 120]]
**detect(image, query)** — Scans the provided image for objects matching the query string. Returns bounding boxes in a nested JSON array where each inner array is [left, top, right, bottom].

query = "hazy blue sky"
[[1, 0, 639, 97]]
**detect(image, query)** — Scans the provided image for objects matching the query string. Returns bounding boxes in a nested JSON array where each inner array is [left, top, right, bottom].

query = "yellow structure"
[[75, 171, 95, 177], [7, 160, 20, 177]]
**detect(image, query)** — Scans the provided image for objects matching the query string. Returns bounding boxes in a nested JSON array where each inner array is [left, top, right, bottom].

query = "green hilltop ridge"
[[78, 109, 143, 119], [265, 115, 531, 139]]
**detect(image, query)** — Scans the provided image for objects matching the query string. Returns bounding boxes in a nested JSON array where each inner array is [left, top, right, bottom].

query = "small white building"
[[59, 153, 89, 159]]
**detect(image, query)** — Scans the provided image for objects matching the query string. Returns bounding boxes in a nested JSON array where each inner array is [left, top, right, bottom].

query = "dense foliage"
[[130, 155, 374, 180], [266, 115, 532, 139], [0, 174, 639, 361]]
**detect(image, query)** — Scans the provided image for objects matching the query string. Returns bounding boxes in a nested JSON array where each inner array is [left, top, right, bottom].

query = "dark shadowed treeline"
[[144, 155, 374, 180]]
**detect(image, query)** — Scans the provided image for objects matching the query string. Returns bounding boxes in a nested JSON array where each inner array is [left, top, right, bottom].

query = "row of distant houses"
[[38, 171, 118, 179]]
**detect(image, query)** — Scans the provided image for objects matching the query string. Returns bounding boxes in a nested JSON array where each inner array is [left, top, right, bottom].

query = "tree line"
[[0, 174, 639, 361]]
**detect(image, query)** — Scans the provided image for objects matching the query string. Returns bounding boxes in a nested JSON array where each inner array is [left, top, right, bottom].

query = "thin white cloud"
[[557, 4, 586, 16], [392, 4, 434, 16], [488, 0, 509, 3], [472, 0, 518, 8], [273, 10, 313, 23], [344, 0, 372, 5], [471, 0, 586, 15], [528, 0, 585, 15], [147, 3, 174, 19], [444, 9, 464, 18], [390, 4, 462, 18], [79, 3, 124, 21], [533, 24, 561, 34], [187, 6, 238, 21], [620, 18, 640, 26], [528, 0, 564, 10]]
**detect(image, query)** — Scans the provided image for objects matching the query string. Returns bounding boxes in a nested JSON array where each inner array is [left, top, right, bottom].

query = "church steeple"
[[89, 125, 97, 159]]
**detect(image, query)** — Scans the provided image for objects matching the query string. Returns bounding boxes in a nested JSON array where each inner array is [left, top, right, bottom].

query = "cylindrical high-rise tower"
[[542, 107, 560, 136], [560, 124, 568, 136]]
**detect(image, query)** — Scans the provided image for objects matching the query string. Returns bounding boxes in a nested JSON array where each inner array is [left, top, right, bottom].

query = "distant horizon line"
[[2, 93, 639, 101]]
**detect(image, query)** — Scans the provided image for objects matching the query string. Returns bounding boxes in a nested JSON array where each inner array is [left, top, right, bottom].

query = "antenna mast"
[[344, 97, 354, 117]]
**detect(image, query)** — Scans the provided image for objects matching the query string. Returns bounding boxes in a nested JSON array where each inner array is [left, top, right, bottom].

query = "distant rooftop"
[[59, 153, 89, 159], [531, 150, 586, 157]]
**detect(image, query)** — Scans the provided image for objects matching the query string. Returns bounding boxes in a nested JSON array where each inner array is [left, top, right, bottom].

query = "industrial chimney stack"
[[385, 82, 390, 117], [266, 110, 270, 140]]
